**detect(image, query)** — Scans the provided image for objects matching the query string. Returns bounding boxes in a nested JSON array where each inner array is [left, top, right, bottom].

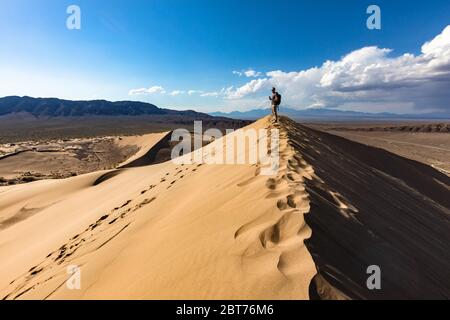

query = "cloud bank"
[[224, 26, 450, 113], [129, 26, 450, 113]]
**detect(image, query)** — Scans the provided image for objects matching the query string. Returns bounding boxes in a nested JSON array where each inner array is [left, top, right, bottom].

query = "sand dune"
[[0, 116, 316, 300], [287, 119, 450, 299], [0, 116, 449, 300], [0, 133, 169, 186], [117, 132, 171, 167]]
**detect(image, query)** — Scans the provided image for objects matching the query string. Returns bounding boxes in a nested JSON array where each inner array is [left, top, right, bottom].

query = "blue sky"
[[0, 0, 449, 113]]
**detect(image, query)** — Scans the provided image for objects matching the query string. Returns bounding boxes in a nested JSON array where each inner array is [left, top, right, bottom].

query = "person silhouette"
[[269, 87, 281, 122]]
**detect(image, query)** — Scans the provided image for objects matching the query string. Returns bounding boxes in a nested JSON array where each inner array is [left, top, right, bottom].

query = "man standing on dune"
[[269, 87, 281, 123]]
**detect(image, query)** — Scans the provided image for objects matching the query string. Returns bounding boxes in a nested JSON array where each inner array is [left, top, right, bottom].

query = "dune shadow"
[[281, 117, 450, 299], [93, 169, 124, 186]]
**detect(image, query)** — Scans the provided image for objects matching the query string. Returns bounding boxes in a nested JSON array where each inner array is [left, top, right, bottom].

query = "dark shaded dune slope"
[[119, 132, 174, 168], [282, 117, 450, 299]]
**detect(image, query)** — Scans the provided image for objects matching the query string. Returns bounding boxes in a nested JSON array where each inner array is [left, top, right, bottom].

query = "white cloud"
[[129, 86, 166, 95], [200, 91, 220, 97], [224, 78, 269, 100], [233, 69, 263, 78], [223, 25, 450, 113], [244, 69, 263, 77], [422, 26, 450, 57], [170, 90, 185, 96], [188, 90, 203, 95], [128, 88, 148, 95]]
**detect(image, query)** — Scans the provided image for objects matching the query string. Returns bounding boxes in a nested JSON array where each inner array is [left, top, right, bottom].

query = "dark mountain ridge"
[[0, 96, 250, 143], [0, 96, 210, 118]]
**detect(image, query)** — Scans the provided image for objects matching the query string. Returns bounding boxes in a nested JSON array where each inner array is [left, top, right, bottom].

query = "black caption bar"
[[0, 300, 442, 319]]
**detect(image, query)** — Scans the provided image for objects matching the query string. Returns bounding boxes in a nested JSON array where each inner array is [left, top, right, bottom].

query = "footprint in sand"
[[120, 200, 132, 208], [29, 266, 43, 276], [4, 190, 152, 300], [167, 180, 177, 189], [266, 178, 283, 190], [132, 197, 157, 211]]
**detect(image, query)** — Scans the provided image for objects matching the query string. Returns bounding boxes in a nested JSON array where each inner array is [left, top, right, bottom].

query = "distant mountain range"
[[210, 107, 450, 121], [2, 96, 449, 122], [0, 96, 211, 118], [0, 96, 250, 142]]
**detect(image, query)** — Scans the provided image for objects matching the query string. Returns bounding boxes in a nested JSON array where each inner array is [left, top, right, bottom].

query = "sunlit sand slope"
[[0, 116, 316, 300]]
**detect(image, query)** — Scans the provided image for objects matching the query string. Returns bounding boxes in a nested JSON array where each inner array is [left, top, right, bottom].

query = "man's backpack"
[[275, 93, 282, 106]]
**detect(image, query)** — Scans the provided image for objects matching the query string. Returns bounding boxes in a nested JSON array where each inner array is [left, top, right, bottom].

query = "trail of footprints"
[[2, 163, 203, 300], [234, 120, 315, 278]]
